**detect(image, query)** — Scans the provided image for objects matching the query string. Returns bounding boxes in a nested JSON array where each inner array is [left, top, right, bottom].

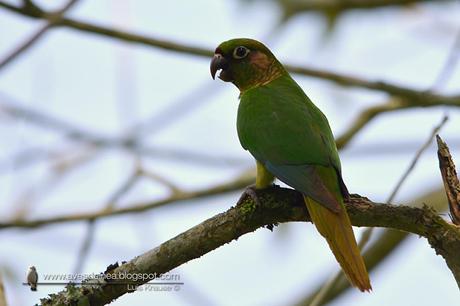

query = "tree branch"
[[335, 98, 408, 149], [0, 0, 80, 71], [0, 99, 247, 168], [0, 174, 254, 229], [277, 0, 453, 17], [39, 186, 460, 305], [0, 1, 459, 104]]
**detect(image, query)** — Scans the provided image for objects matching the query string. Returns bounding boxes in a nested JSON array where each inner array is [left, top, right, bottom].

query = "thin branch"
[[73, 220, 96, 274], [0, 1, 459, 103], [140, 168, 182, 195], [0, 95, 456, 172], [0, 144, 247, 172], [278, 0, 454, 18], [336, 98, 450, 150], [129, 81, 222, 139], [285, 66, 460, 106], [105, 169, 141, 210], [38, 187, 460, 305], [343, 138, 460, 156], [0, 174, 255, 230], [0, 98, 248, 168], [388, 115, 448, 201], [0, 0, 80, 71], [0, 146, 53, 172], [0, 98, 109, 143], [10, 146, 97, 220], [431, 28, 460, 91], [335, 98, 408, 149], [72, 166, 142, 274]]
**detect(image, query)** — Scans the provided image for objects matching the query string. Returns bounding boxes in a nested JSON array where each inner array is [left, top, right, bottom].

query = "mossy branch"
[[39, 186, 460, 305]]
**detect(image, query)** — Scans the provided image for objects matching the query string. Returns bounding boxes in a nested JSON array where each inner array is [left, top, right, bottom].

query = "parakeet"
[[27, 266, 38, 291], [210, 38, 371, 291]]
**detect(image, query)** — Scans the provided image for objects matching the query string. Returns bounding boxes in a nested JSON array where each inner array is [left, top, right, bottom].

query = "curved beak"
[[210, 54, 229, 80]]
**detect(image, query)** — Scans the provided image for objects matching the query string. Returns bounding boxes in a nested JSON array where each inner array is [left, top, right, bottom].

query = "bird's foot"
[[237, 184, 273, 207]]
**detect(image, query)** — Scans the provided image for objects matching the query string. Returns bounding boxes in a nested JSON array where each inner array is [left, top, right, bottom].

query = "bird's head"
[[210, 38, 284, 92]]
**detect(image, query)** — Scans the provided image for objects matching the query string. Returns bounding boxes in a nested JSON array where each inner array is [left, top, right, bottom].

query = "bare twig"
[[431, 28, 460, 91], [335, 98, 408, 149], [0, 1, 459, 103], [277, 0, 453, 16], [140, 168, 181, 195], [0, 174, 255, 229], [336, 98, 450, 150], [72, 167, 142, 274], [343, 138, 460, 156], [105, 169, 142, 210], [73, 220, 96, 274], [129, 82, 222, 138], [0, 99, 247, 168], [11, 146, 97, 220], [436, 135, 460, 225], [387, 115, 449, 201], [0, 144, 247, 172], [0, 0, 80, 71], [72, 161, 174, 274], [276, 0, 455, 23], [0, 95, 456, 172]]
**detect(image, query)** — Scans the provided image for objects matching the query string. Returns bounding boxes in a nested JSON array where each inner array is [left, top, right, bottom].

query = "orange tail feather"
[[304, 195, 371, 292]]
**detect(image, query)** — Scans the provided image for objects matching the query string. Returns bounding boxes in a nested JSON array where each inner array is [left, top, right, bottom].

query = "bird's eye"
[[233, 46, 250, 59]]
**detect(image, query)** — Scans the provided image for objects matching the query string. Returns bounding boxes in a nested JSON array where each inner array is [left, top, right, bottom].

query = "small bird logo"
[[26, 266, 38, 291]]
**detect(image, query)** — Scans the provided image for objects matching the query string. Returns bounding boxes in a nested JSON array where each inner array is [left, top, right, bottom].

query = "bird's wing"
[[263, 162, 344, 212], [238, 75, 347, 210], [27, 271, 38, 283], [239, 75, 338, 166]]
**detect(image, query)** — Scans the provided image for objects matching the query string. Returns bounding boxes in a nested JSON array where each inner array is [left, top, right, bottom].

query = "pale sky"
[[0, 0, 459, 305]]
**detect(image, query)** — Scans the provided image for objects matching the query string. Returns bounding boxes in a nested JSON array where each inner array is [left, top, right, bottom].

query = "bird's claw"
[[237, 184, 274, 207]]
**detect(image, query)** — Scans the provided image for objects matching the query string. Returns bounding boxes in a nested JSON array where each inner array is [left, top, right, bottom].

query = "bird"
[[210, 38, 371, 291], [27, 266, 38, 291]]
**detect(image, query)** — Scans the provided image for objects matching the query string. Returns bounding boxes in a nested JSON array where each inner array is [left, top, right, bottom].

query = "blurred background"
[[0, 0, 459, 305]]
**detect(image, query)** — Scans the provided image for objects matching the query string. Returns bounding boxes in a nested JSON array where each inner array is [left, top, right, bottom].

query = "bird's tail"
[[304, 195, 371, 292]]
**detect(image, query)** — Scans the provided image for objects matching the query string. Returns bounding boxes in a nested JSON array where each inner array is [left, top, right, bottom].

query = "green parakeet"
[[210, 38, 371, 291]]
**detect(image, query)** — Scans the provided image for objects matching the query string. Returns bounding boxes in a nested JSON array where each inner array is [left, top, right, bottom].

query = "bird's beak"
[[210, 53, 229, 80]]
